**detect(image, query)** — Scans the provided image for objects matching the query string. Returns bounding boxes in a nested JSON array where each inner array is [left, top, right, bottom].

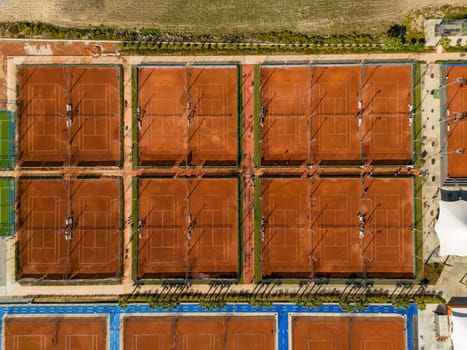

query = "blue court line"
[[444, 63, 467, 66], [406, 303, 418, 350], [109, 307, 120, 350], [1, 303, 417, 350]]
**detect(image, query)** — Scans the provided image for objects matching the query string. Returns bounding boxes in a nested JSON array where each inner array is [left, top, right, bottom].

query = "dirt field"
[[17, 178, 121, 280], [137, 178, 238, 279], [445, 65, 467, 178], [137, 66, 238, 166], [123, 315, 275, 350], [292, 315, 406, 350], [17, 65, 121, 167], [261, 177, 413, 279], [260, 64, 412, 166], [0, 0, 464, 35], [4, 316, 107, 350]]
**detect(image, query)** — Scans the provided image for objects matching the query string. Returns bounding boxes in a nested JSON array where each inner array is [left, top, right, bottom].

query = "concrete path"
[[418, 304, 451, 350]]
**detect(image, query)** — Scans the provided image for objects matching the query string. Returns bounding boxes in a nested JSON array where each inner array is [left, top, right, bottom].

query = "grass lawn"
[[0, 111, 13, 168], [0, 179, 13, 235], [423, 262, 445, 285]]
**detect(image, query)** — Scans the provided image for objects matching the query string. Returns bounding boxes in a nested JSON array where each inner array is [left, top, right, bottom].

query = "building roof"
[[435, 199, 467, 256]]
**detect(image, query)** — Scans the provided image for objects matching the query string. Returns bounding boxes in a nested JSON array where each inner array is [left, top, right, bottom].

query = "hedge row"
[[118, 40, 426, 55], [117, 291, 444, 311], [0, 21, 426, 50]]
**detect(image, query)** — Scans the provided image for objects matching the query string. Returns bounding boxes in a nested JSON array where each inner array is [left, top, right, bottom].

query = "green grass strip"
[[0, 179, 14, 235], [414, 176, 424, 281], [253, 64, 261, 168], [412, 63, 424, 281], [412, 62, 424, 282], [132, 177, 139, 281], [118, 292, 445, 309], [413, 62, 423, 167], [0, 185, 6, 232], [253, 176, 262, 283], [0, 120, 8, 138], [237, 177, 244, 283], [132, 66, 139, 169], [237, 64, 243, 168], [0, 111, 14, 168]]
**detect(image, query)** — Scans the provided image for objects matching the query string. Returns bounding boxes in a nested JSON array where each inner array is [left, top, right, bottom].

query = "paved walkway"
[[425, 19, 467, 48], [418, 62, 467, 302]]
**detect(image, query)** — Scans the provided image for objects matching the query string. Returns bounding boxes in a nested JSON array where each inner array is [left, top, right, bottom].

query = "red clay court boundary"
[[137, 178, 238, 280], [260, 64, 412, 165], [17, 178, 122, 280], [261, 177, 413, 279], [241, 64, 255, 283], [445, 65, 467, 177], [17, 65, 121, 167], [292, 315, 406, 350], [123, 315, 275, 350], [4, 316, 107, 350], [137, 65, 238, 166]]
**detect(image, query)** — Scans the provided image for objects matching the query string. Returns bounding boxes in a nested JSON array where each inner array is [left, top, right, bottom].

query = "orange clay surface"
[[261, 177, 413, 279], [4, 316, 107, 350], [292, 315, 406, 350], [17, 178, 121, 280], [137, 66, 238, 166], [17, 66, 121, 166], [445, 65, 467, 177], [123, 316, 275, 350], [137, 178, 238, 279], [261, 65, 412, 165]]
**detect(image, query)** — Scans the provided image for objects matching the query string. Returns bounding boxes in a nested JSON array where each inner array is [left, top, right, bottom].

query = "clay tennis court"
[[361, 64, 412, 164], [260, 64, 412, 165], [137, 178, 238, 279], [137, 65, 238, 166], [445, 65, 467, 177], [123, 315, 275, 350], [292, 315, 406, 350], [17, 178, 121, 280], [4, 316, 107, 350], [261, 66, 311, 165], [260, 178, 310, 278], [17, 65, 121, 167], [261, 177, 413, 279], [310, 66, 361, 164]]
